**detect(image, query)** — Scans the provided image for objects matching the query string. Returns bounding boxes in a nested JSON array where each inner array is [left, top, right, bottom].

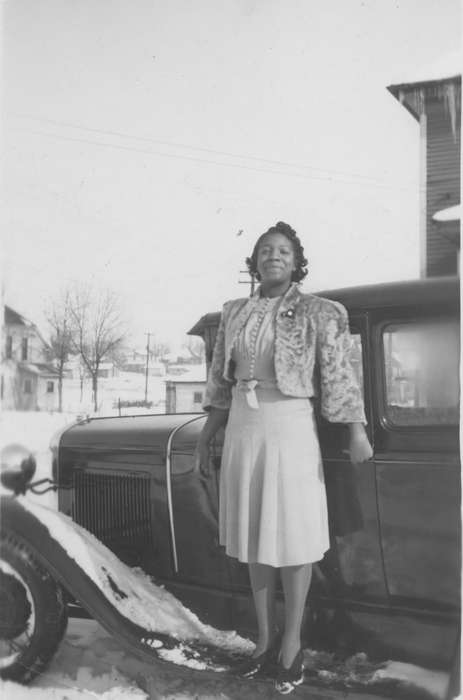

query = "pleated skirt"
[[219, 386, 330, 567]]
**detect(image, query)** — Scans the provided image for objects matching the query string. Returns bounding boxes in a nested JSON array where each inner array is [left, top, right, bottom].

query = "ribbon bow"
[[237, 379, 259, 409]]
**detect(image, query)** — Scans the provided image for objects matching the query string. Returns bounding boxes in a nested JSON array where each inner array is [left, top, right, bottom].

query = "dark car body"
[[55, 277, 461, 669]]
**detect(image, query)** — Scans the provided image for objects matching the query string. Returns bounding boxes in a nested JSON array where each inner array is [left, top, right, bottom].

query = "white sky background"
[[2, 0, 461, 349]]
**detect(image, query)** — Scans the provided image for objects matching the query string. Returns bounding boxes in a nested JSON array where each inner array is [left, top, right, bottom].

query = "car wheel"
[[0, 532, 68, 684]]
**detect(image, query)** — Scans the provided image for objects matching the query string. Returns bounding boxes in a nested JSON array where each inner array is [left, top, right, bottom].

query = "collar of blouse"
[[228, 282, 301, 347], [252, 281, 300, 312]]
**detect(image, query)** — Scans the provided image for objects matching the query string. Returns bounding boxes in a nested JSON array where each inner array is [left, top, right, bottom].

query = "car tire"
[[0, 532, 68, 684]]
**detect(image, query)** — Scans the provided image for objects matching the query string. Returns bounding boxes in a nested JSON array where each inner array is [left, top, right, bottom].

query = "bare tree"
[[106, 342, 130, 370], [151, 339, 171, 360], [77, 356, 86, 404], [68, 284, 127, 413], [185, 336, 205, 363], [45, 291, 73, 412]]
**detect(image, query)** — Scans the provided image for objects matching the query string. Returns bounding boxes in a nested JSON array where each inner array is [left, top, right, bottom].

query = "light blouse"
[[232, 296, 281, 384]]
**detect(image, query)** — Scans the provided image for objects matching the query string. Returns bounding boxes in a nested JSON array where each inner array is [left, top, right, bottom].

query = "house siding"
[[1, 308, 59, 411], [165, 380, 205, 413], [426, 96, 461, 276]]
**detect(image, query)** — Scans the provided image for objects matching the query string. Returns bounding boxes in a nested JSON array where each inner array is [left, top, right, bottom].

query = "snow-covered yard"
[[0, 618, 454, 700], [0, 410, 455, 700], [0, 618, 273, 700], [59, 371, 170, 418]]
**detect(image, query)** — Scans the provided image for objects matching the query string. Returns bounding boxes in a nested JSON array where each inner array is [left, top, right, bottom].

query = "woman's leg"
[[280, 563, 312, 667], [248, 562, 278, 656]]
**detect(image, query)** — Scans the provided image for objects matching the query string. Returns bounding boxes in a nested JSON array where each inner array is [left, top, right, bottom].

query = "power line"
[[9, 113, 412, 189], [10, 126, 414, 192]]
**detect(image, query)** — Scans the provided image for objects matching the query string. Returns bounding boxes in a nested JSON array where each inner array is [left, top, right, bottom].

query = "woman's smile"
[[257, 232, 295, 288]]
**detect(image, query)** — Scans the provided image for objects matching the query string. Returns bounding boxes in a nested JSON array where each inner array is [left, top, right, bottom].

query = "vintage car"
[[0, 276, 460, 696]]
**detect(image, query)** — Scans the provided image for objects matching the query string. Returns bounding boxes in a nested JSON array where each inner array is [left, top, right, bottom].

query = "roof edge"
[[388, 74, 461, 95]]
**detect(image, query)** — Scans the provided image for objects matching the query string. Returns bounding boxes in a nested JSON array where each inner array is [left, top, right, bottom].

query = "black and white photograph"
[[1, 1, 461, 698]]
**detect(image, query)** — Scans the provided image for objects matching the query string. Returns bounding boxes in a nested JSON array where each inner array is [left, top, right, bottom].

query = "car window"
[[382, 318, 459, 426]]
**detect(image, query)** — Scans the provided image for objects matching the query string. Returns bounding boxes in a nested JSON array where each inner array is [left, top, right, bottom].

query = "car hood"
[[59, 413, 207, 454]]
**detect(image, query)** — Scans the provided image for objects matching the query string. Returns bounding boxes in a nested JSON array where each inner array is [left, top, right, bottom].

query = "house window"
[[6, 336, 12, 359], [193, 391, 203, 404], [383, 318, 459, 426], [47, 381, 54, 393], [21, 337, 28, 361], [24, 379, 32, 394]]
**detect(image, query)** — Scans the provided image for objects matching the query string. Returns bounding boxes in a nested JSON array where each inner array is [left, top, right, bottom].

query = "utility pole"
[[238, 270, 256, 296], [144, 332, 152, 404]]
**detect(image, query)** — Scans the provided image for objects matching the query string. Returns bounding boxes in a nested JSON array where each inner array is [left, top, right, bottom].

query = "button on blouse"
[[232, 296, 281, 383]]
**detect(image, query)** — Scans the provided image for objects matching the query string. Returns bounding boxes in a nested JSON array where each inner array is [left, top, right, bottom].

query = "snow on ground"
[[0, 410, 77, 508], [0, 619, 284, 700], [19, 496, 253, 658], [0, 618, 453, 700], [59, 371, 172, 417], [372, 662, 451, 700], [0, 409, 456, 699], [0, 366, 184, 504]]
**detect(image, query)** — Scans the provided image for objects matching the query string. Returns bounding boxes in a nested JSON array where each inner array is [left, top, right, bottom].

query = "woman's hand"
[[194, 408, 229, 479], [347, 423, 373, 465], [194, 440, 211, 479]]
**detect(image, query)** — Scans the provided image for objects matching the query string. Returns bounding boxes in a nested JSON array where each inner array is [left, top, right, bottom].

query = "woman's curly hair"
[[245, 221, 308, 282]]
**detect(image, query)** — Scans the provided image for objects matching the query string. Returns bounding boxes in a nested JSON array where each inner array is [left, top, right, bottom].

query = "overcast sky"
[[2, 0, 460, 349]]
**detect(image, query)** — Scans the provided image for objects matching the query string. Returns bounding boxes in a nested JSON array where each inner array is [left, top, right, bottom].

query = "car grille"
[[72, 471, 152, 547]]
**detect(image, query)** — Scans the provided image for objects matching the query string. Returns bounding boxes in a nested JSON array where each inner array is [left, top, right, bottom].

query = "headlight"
[[0, 444, 37, 493]]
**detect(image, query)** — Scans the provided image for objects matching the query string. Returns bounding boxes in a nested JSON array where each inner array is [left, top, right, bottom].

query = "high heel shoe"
[[235, 632, 281, 678], [274, 648, 304, 694]]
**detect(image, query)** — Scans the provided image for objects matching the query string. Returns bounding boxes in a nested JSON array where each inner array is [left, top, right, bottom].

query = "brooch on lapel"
[[281, 307, 296, 319]]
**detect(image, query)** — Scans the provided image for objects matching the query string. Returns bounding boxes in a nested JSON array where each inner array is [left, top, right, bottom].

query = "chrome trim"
[[51, 420, 79, 484], [165, 415, 206, 573]]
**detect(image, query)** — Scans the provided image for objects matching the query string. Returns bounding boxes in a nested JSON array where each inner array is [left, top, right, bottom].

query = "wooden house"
[[1, 305, 60, 411], [165, 365, 206, 413], [388, 53, 461, 276]]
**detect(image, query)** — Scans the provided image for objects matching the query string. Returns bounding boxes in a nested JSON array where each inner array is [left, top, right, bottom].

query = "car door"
[[372, 307, 460, 666], [313, 313, 388, 610]]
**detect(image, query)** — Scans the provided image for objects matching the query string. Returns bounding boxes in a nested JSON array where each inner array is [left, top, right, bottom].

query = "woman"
[[194, 221, 372, 695]]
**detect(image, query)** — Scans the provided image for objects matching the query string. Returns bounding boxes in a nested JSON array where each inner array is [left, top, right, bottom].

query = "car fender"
[[0, 495, 243, 674]]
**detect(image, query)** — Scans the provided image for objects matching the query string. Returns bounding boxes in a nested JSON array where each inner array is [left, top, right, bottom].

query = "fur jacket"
[[203, 282, 366, 424]]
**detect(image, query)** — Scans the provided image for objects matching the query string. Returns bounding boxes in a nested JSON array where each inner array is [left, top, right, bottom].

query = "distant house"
[[2, 305, 60, 411], [161, 348, 204, 366], [97, 362, 119, 379], [165, 365, 206, 413], [122, 360, 165, 376], [64, 356, 121, 380], [63, 355, 84, 380], [388, 52, 461, 276], [122, 350, 165, 376]]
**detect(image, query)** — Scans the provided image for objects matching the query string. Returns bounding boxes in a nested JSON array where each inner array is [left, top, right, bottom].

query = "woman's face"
[[256, 232, 296, 286]]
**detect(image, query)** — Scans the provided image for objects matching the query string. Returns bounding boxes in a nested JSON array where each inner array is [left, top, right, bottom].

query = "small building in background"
[[388, 51, 461, 277], [97, 362, 119, 379], [1, 305, 60, 411], [165, 364, 206, 413], [16, 362, 61, 412], [122, 349, 166, 376]]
